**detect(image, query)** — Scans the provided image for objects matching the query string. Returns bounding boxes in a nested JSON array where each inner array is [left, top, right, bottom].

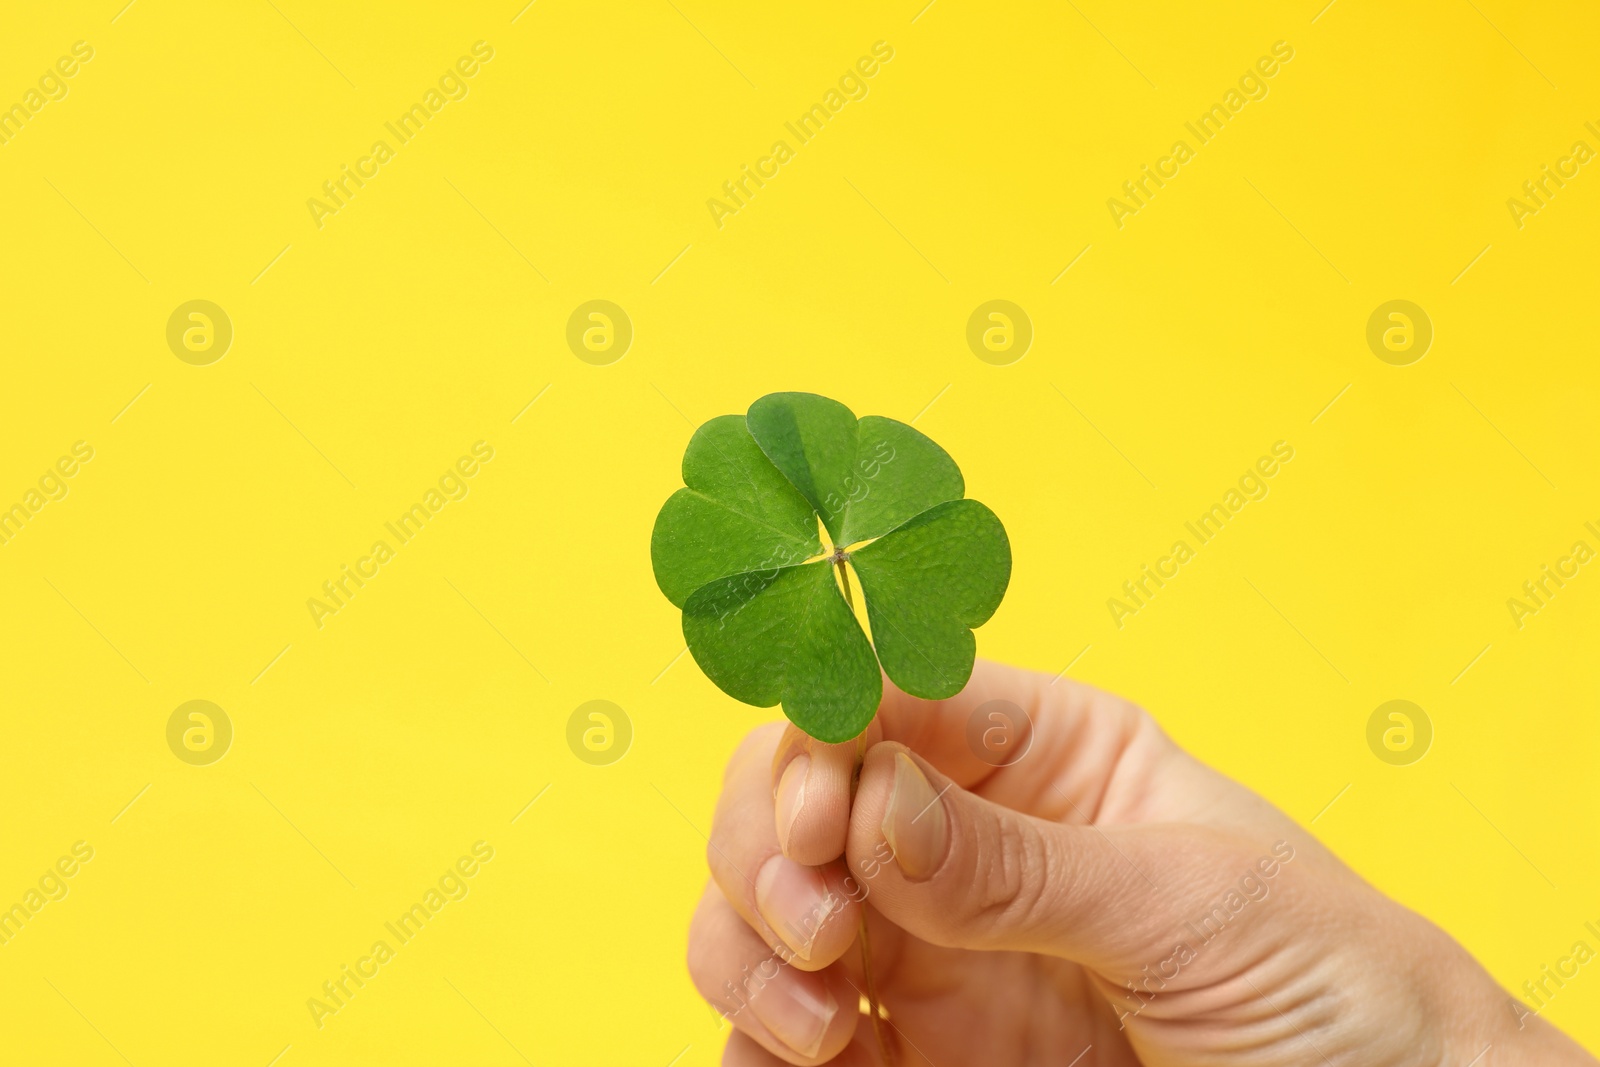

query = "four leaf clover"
[[651, 392, 1010, 742]]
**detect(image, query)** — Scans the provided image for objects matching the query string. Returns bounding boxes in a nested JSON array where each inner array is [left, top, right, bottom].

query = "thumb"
[[845, 743, 1285, 976]]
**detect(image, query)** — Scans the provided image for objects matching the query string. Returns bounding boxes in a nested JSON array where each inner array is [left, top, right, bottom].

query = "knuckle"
[[686, 935, 711, 990], [685, 895, 722, 993], [986, 814, 1054, 935], [939, 806, 1054, 946], [726, 722, 784, 783], [704, 837, 732, 884], [976, 809, 1032, 914]]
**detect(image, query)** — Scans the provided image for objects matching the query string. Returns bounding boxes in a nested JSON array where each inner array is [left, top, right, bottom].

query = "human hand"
[[686, 659, 1595, 1065]]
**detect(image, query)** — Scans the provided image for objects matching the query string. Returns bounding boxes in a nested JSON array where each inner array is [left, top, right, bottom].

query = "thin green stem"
[[851, 733, 894, 1064], [839, 554, 890, 1060]]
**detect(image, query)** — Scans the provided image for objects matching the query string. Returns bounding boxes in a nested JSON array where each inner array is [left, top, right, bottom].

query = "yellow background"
[[2, 0, 1597, 1062]]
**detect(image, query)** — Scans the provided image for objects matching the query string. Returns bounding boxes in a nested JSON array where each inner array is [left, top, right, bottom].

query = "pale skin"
[[687, 660, 1596, 1066]]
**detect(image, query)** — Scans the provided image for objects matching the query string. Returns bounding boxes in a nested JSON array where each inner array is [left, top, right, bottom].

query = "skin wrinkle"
[[1109, 887, 1400, 1062], [1080, 699, 1162, 825], [951, 789, 1047, 944], [1025, 811, 1080, 950], [982, 801, 1030, 920]]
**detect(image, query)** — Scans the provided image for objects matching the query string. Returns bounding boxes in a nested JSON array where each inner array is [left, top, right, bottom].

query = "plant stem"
[[842, 556, 894, 1063], [850, 734, 894, 1064], [835, 555, 855, 612]]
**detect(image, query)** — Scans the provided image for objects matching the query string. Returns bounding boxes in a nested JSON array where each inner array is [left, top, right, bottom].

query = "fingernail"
[[881, 752, 947, 880], [775, 754, 810, 855], [755, 854, 840, 962], [746, 965, 837, 1058]]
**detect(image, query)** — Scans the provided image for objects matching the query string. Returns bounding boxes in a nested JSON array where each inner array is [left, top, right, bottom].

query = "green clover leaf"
[[651, 392, 1010, 743]]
